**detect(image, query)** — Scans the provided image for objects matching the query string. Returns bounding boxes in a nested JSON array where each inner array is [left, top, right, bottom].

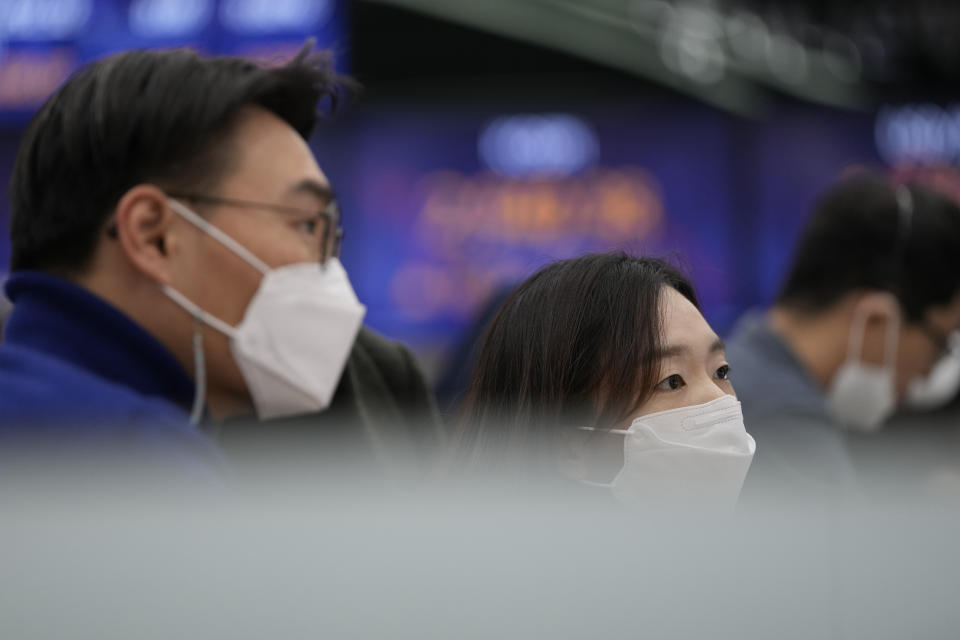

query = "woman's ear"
[[112, 184, 179, 286]]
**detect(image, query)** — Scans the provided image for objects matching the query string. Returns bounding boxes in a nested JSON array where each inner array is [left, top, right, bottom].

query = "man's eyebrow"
[[656, 337, 726, 359], [286, 179, 334, 203]]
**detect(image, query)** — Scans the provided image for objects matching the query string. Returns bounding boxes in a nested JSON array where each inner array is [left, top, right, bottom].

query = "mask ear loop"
[[845, 184, 913, 366], [160, 288, 236, 425], [881, 184, 911, 368], [189, 316, 206, 426], [881, 300, 901, 369], [162, 198, 265, 425], [167, 198, 271, 275], [845, 302, 870, 362]]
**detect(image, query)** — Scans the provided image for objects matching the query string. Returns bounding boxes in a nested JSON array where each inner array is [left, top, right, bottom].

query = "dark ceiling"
[[349, 0, 960, 105]]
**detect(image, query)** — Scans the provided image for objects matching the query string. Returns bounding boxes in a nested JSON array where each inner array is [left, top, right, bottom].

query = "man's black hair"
[[777, 172, 960, 322], [9, 43, 345, 274]]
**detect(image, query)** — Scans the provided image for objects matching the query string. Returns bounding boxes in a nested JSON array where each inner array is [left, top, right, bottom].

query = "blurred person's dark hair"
[[777, 172, 960, 323], [455, 252, 697, 469], [9, 42, 347, 275], [0, 293, 11, 341]]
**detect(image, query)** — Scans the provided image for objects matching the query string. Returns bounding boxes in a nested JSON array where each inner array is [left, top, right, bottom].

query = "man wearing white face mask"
[[726, 173, 960, 502], [0, 45, 443, 476]]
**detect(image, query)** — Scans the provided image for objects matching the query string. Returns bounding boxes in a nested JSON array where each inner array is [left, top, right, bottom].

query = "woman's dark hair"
[[9, 42, 347, 275], [455, 252, 698, 469], [776, 172, 960, 323]]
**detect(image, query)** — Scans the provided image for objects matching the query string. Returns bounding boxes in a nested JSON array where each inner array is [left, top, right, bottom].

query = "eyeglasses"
[[166, 192, 344, 263]]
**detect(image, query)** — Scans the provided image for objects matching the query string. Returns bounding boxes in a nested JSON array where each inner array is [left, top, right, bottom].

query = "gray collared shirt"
[[725, 311, 859, 504], [726, 311, 828, 421]]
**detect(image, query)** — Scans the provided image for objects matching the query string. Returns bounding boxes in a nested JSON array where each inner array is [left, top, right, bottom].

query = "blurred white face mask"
[[825, 298, 899, 432], [581, 395, 756, 509], [906, 332, 960, 411], [161, 199, 366, 422]]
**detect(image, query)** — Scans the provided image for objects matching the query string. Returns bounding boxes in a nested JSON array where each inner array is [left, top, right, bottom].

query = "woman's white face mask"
[[161, 199, 366, 422], [580, 395, 756, 509]]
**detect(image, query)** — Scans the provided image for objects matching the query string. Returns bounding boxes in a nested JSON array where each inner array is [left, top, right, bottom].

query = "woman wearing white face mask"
[[454, 252, 755, 508]]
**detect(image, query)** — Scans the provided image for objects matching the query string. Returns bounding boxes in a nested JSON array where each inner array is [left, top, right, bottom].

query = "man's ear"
[[112, 184, 180, 286], [855, 291, 900, 365], [859, 291, 900, 326]]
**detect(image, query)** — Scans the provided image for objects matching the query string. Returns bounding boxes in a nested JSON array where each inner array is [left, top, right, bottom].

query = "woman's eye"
[[656, 374, 686, 391], [715, 364, 731, 381]]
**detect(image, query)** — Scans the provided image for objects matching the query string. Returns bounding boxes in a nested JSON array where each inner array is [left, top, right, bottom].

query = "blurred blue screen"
[[0, 0, 347, 122], [311, 97, 880, 373]]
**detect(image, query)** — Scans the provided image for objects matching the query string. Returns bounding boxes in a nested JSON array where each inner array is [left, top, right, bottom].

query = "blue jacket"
[[0, 271, 223, 475]]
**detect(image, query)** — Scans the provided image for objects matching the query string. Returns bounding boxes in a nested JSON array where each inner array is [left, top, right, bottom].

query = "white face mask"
[[581, 395, 756, 509], [906, 332, 960, 411], [826, 299, 899, 432], [161, 199, 366, 421]]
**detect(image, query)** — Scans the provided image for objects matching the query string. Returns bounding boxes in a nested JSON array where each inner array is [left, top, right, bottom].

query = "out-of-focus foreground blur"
[[2, 479, 960, 640], [3, 2, 960, 637]]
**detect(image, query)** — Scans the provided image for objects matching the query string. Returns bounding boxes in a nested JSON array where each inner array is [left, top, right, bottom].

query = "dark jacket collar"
[[3, 270, 195, 413]]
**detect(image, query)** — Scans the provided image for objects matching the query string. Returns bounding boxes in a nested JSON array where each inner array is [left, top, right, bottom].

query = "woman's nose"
[[690, 377, 730, 406]]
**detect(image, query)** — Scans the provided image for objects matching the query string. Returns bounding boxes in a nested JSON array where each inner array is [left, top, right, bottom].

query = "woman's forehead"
[[659, 288, 722, 355]]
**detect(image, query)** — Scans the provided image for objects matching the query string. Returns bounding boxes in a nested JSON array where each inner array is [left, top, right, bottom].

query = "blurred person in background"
[[726, 173, 960, 500], [454, 252, 756, 508], [0, 44, 441, 476]]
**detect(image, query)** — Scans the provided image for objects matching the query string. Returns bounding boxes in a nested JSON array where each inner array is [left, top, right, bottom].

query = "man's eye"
[[716, 364, 731, 381], [656, 374, 686, 391], [294, 218, 319, 234]]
